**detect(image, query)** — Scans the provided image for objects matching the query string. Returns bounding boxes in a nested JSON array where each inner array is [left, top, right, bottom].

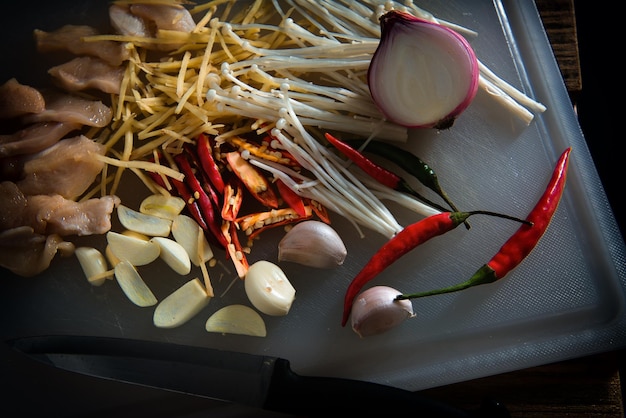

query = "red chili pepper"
[[396, 147, 572, 301], [147, 169, 209, 232], [275, 178, 307, 218], [183, 143, 221, 209], [196, 133, 225, 195], [325, 132, 450, 214], [175, 153, 229, 250], [169, 177, 210, 232], [221, 177, 243, 221], [340, 210, 530, 326]]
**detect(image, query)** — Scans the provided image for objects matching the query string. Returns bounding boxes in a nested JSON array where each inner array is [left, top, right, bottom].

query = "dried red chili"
[[341, 210, 531, 326], [196, 133, 225, 195], [174, 153, 229, 250], [396, 147, 572, 301], [147, 169, 209, 232]]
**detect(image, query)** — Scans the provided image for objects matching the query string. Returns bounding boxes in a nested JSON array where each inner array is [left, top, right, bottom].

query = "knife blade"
[[7, 335, 505, 416]]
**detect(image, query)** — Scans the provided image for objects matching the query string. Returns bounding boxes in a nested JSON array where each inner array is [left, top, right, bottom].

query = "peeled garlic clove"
[[140, 194, 186, 220], [351, 286, 415, 338], [75, 247, 109, 286], [153, 278, 211, 328], [171, 214, 213, 266], [278, 220, 347, 269], [205, 304, 267, 337], [107, 231, 160, 266], [114, 260, 157, 307], [244, 261, 295, 316], [150, 236, 191, 275], [105, 244, 122, 267], [117, 204, 172, 237]]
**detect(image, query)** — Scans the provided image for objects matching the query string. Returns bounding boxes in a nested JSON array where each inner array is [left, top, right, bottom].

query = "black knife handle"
[[264, 358, 509, 417]]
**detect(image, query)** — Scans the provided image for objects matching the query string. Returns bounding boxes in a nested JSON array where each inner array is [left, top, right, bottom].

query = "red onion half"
[[368, 11, 479, 130]]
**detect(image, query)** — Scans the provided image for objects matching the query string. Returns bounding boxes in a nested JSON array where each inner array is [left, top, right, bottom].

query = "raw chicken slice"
[[0, 181, 27, 231], [25, 194, 120, 236], [129, 3, 196, 32], [128, 3, 196, 50], [16, 135, 105, 199], [34, 24, 130, 66], [22, 91, 112, 128], [109, 4, 149, 38], [48, 57, 125, 95], [0, 121, 81, 158], [0, 78, 46, 119], [0, 229, 75, 277]]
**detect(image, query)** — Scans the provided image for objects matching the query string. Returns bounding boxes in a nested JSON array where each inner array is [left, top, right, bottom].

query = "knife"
[[8, 335, 507, 416]]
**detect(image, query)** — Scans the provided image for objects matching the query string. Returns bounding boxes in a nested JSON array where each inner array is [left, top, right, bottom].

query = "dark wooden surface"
[[418, 1, 625, 416]]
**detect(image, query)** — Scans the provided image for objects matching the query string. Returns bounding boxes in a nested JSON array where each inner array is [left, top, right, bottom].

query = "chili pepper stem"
[[395, 264, 498, 300], [463, 210, 533, 226], [391, 211, 532, 300]]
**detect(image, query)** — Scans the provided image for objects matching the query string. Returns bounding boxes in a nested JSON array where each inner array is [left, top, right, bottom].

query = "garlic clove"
[[150, 236, 192, 275], [351, 285, 415, 338], [117, 204, 172, 237], [278, 220, 347, 269], [75, 247, 109, 286], [114, 260, 157, 307], [105, 244, 122, 267], [153, 278, 211, 328], [368, 10, 479, 130], [106, 230, 160, 266], [205, 304, 267, 337], [139, 194, 186, 220], [171, 214, 213, 266], [244, 260, 295, 316]]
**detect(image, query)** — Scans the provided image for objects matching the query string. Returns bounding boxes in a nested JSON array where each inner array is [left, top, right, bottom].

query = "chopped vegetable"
[[151, 236, 192, 275], [205, 304, 267, 337], [74, 247, 111, 286], [154, 278, 211, 328], [114, 260, 157, 307], [106, 230, 160, 266], [117, 204, 172, 237]]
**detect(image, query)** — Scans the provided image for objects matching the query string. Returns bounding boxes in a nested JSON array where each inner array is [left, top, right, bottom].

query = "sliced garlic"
[[278, 220, 347, 268], [153, 278, 211, 328], [139, 194, 186, 220], [205, 304, 267, 337], [244, 261, 295, 316], [75, 247, 109, 286], [151, 236, 192, 275], [114, 260, 157, 307], [105, 244, 121, 267], [106, 231, 160, 266], [171, 214, 213, 266], [117, 204, 172, 237], [351, 286, 415, 338]]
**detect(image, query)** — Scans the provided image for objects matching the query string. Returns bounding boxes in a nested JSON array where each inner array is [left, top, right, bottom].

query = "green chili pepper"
[[343, 139, 460, 215]]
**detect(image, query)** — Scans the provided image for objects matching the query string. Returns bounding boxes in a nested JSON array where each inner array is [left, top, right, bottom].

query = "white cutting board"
[[1, 0, 625, 391]]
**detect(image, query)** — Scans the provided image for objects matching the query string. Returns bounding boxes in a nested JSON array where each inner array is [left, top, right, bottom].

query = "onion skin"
[[351, 285, 415, 338], [368, 10, 479, 130]]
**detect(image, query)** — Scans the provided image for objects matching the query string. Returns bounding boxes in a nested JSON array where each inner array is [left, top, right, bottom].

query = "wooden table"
[[419, 1, 625, 416]]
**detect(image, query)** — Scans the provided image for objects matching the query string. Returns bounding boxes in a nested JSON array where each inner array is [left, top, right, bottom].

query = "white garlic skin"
[[278, 220, 347, 269], [245, 260, 296, 316], [351, 286, 415, 338]]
